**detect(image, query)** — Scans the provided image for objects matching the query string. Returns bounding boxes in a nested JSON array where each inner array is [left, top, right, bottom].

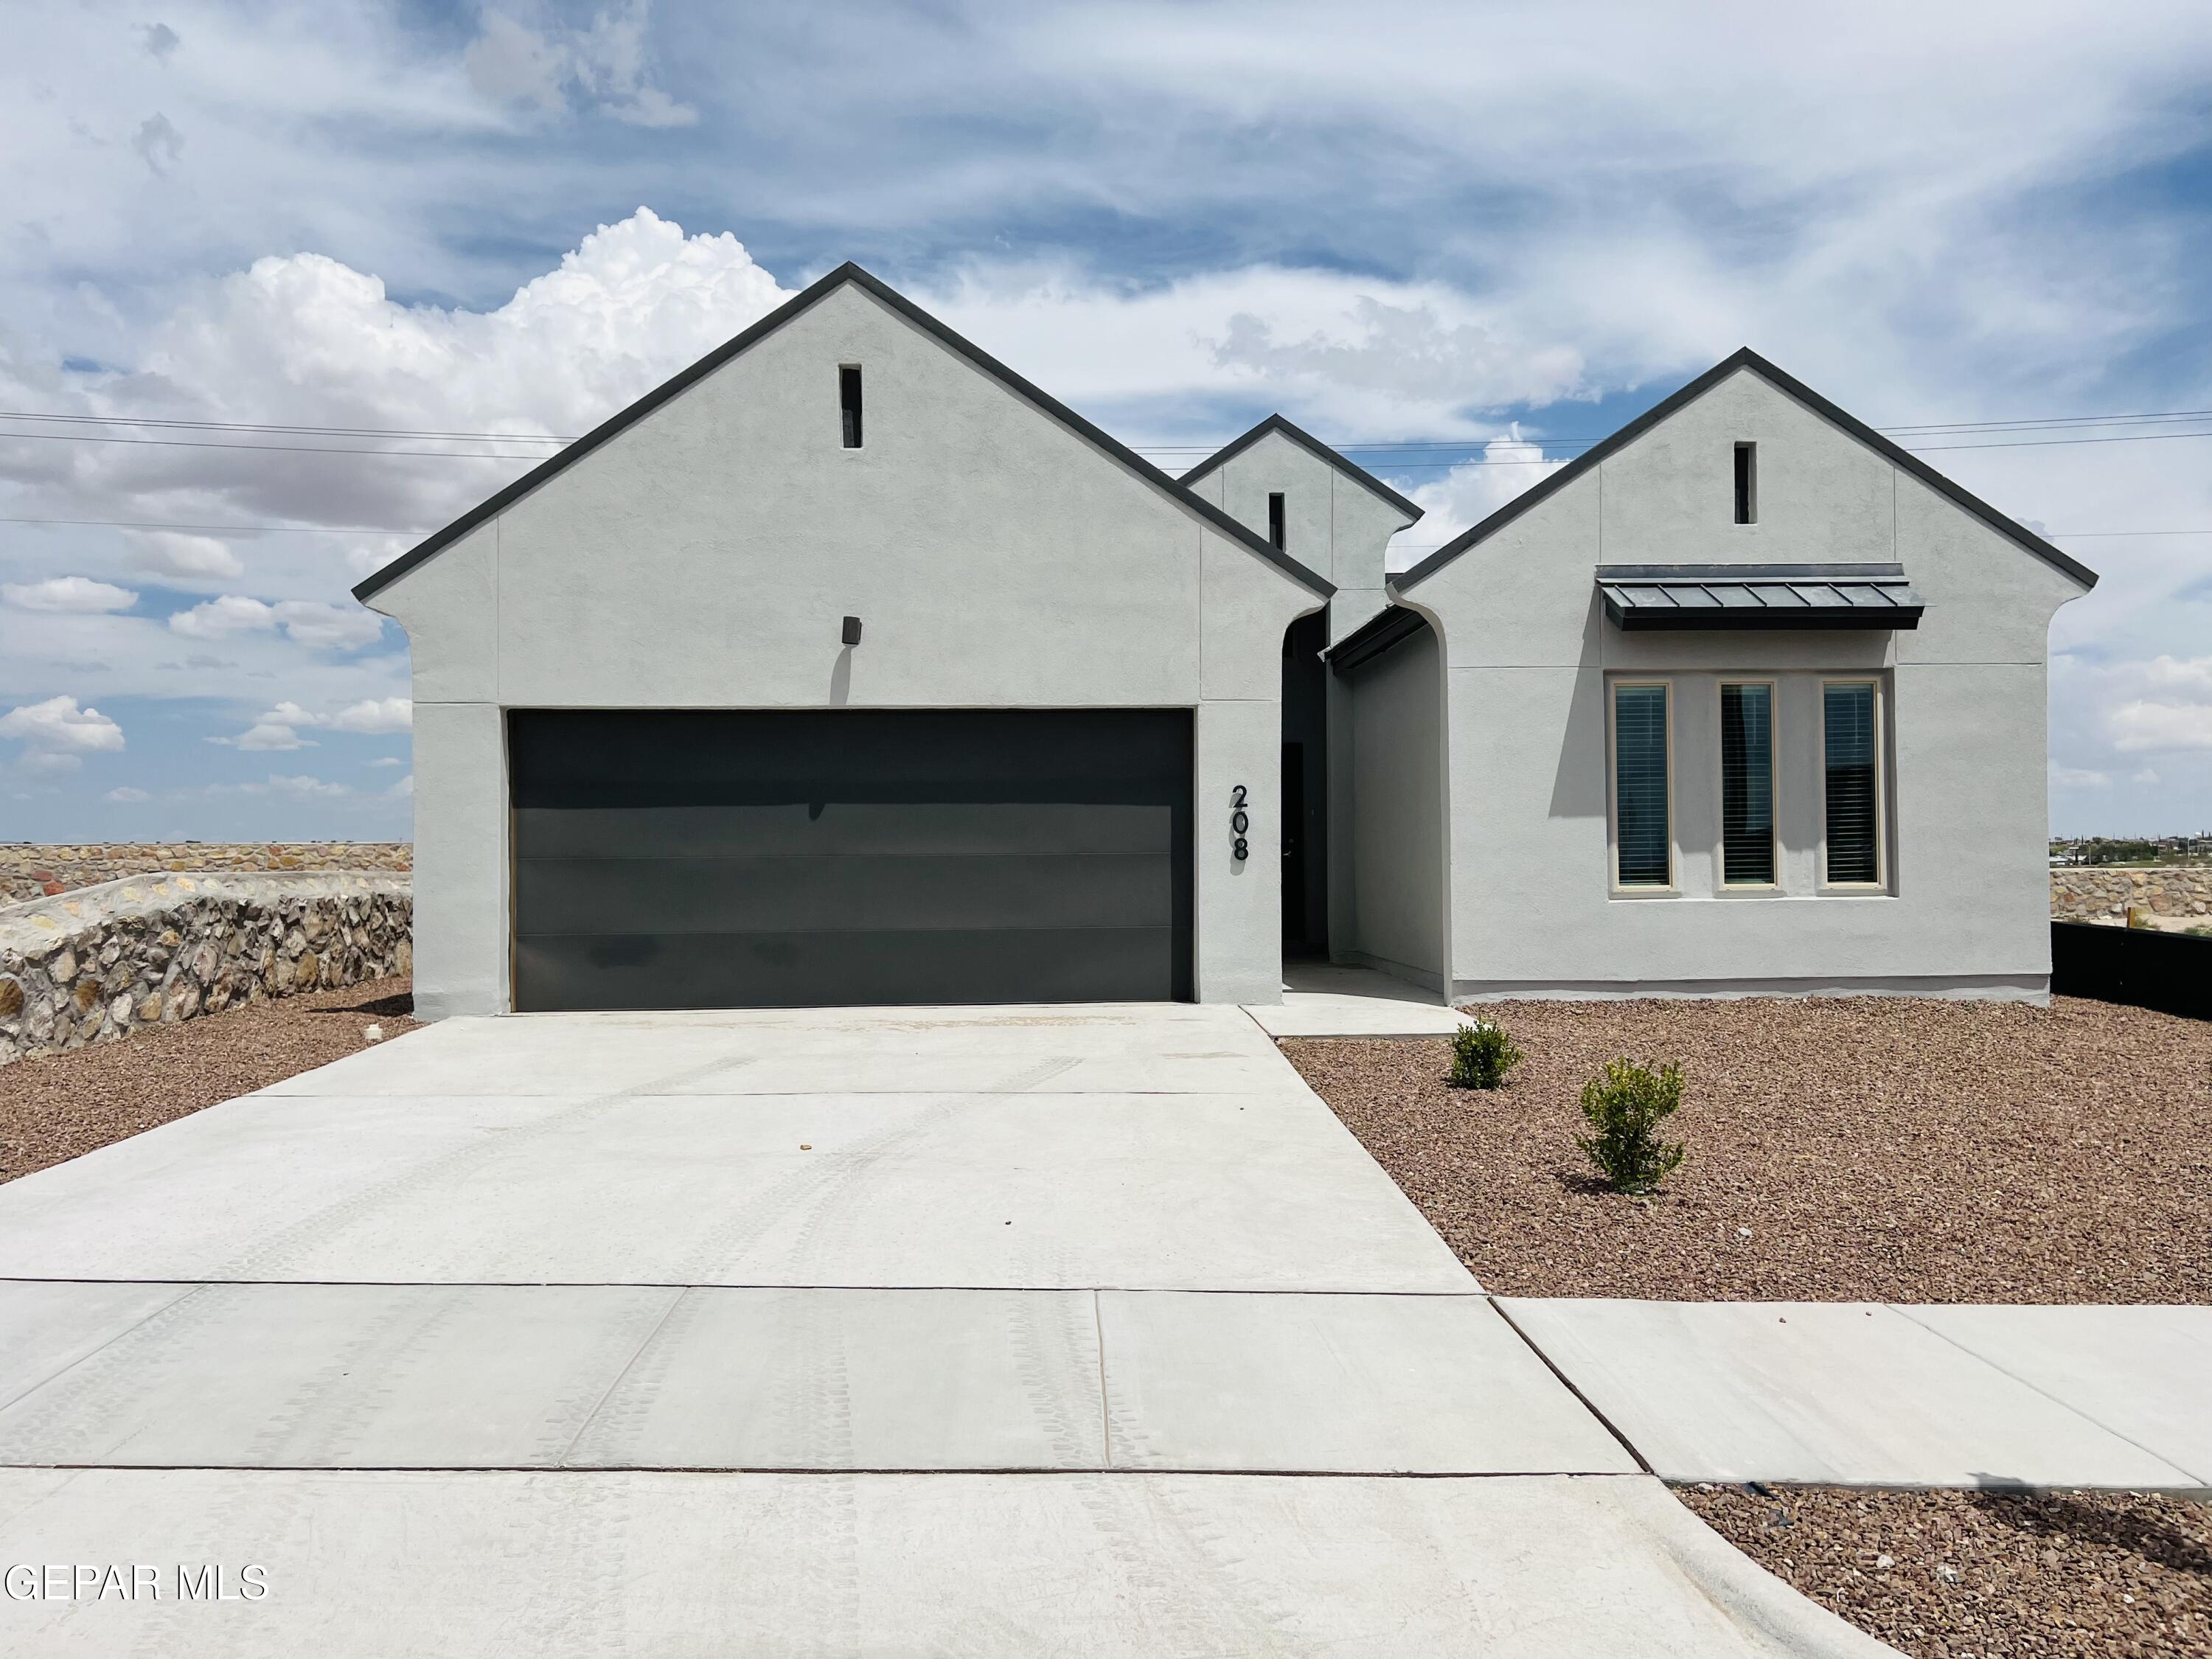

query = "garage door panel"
[[512, 801, 1175, 859], [514, 928, 1179, 1011], [509, 710, 1189, 798], [508, 709, 1193, 1010], [514, 852, 1175, 936]]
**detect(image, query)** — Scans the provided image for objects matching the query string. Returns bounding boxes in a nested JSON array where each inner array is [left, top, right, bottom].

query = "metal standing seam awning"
[[1596, 563, 1924, 630]]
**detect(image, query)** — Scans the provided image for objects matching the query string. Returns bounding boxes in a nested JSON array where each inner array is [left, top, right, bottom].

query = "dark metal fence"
[[2051, 921, 2212, 1020]]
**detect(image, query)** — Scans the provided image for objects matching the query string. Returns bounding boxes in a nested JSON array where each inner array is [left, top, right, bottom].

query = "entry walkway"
[[1245, 959, 1473, 1037], [0, 1005, 1892, 1656], [1505, 1298, 2212, 1490]]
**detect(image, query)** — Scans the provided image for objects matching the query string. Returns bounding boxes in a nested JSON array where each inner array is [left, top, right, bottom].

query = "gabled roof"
[[1178, 414, 1424, 524], [1389, 347, 2098, 594], [354, 262, 1335, 603]]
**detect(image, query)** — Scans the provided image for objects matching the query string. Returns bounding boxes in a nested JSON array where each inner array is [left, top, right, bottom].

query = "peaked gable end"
[[1180, 414, 1422, 524], [357, 262, 1333, 603], [1391, 349, 2096, 593]]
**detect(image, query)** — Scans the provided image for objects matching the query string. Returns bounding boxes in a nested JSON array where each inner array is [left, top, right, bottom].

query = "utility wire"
[[9, 422, 2212, 466], [5, 512, 2209, 541], [0, 410, 573, 443], [0, 430, 553, 460], [17, 403, 2212, 445], [0, 516, 421, 535]]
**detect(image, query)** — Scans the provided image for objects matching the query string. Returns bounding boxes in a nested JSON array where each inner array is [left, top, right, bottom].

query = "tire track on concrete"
[[664, 1054, 1082, 1287], [201, 1052, 758, 1283], [1005, 1233, 1287, 1652]]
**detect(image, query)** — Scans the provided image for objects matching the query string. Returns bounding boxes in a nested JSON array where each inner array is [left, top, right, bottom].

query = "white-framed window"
[[1820, 678, 1885, 887], [1718, 680, 1776, 886], [1610, 681, 1674, 889]]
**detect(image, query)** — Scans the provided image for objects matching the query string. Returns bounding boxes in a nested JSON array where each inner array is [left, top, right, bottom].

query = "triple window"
[[1610, 678, 1885, 891]]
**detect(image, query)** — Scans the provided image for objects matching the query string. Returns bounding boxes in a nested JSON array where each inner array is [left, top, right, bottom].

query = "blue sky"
[[6, 0, 2212, 838]]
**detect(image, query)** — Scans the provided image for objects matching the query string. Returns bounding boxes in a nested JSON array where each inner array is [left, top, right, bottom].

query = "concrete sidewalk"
[[1505, 1298, 2212, 1490]]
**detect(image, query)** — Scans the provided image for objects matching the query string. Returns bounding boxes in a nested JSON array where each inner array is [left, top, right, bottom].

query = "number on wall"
[[1229, 785, 1249, 861]]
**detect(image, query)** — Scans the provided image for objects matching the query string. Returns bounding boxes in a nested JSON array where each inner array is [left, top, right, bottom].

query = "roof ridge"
[[355, 262, 1334, 602], [1389, 347, 2096, 594], [1178, 413, 1423, 523]]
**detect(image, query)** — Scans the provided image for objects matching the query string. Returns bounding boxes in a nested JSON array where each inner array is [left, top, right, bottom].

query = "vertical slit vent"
[[840, 365, 863, 449]]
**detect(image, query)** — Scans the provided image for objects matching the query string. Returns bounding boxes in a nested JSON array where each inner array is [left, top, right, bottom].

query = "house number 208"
[[1229, 785, 1250, 861]]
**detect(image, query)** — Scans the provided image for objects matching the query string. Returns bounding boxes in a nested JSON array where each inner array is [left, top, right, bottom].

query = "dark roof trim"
[[1389, 347, 2098, 594], [355, 262, 1333, 603], [1321, 603, 1428, 674], [1597, 563, 1923, 631], [1179, 414, 1424, 523]]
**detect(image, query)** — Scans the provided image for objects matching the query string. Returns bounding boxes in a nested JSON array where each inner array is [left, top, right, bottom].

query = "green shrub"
[[1447, 1018, 1523, 1090], [1576, 1058, 1687, 1194]]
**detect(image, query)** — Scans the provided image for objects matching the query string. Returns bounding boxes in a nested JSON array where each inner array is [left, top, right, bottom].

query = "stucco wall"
[[370, 280, 1321, 1015], [1189, 432, 1416, 965], [1341, 619, 1447, 989], [1399, 366, 2087, 1000], [1185, 429, 1413, 644]]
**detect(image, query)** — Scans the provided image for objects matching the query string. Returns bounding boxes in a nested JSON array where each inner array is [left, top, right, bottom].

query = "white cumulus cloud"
[[2110, 700, 2212, 754], [0, 695, 125, 771], [2, 577, 138, 613], [167, 595, 383, 650], [128, 532, 245, 580], [105, 785, 152, 802], [273, 600, 383, 650], [218, 699, 322, 751], [169, 594, 276, 638], [329, 697, 411, 734], [1387, 428, 1570, 570], [21, 209, 790, 545]]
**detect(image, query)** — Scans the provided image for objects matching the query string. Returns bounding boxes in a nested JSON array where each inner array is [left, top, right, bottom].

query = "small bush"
[[1576, 1057, 1688, 1194], [1447, 1018, 1523, 1090]]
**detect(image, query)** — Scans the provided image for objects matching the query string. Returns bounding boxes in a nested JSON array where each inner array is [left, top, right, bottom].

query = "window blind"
[[1614, 684, 1670, 886], [1824, 683, 1880, 883], [1720, 684, 1774, 884]]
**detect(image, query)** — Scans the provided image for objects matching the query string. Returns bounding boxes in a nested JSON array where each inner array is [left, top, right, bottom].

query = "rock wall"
[[0, 872, 411, 1066], [2051, 866, 2212, 923], [1, 843, 411, 905]]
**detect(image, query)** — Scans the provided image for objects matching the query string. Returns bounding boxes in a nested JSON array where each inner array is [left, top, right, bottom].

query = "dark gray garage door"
[[509, 709, 1193, 1011]]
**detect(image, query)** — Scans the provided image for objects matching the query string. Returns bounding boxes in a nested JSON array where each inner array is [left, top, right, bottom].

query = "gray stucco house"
[[357, 264, 2096, 1018]]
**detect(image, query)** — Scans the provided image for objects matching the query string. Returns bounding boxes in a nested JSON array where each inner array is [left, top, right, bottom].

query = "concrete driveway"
[[0, 1004, 1891, 1655]]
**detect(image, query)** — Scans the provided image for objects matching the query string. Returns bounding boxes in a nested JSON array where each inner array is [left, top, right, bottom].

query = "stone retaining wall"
[[0, 872, 411, 1065], [1, 843, 411, 905], [2051, 866, 2212, 923]]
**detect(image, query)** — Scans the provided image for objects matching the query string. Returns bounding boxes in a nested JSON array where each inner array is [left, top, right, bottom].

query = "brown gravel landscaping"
[[0, 976, 416, 1184], [1282, 995, 2212, 1303], [1680, 1484, 2212, 1658]]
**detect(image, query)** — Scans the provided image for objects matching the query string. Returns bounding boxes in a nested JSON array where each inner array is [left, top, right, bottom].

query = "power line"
[[0, 430, 551, 461], [0, 410, 574, 443], [0, 515, 421, 535], [10, 421, 2212, 467], [5, 512, 2208, 541], [11, 398, 2212, 459]]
